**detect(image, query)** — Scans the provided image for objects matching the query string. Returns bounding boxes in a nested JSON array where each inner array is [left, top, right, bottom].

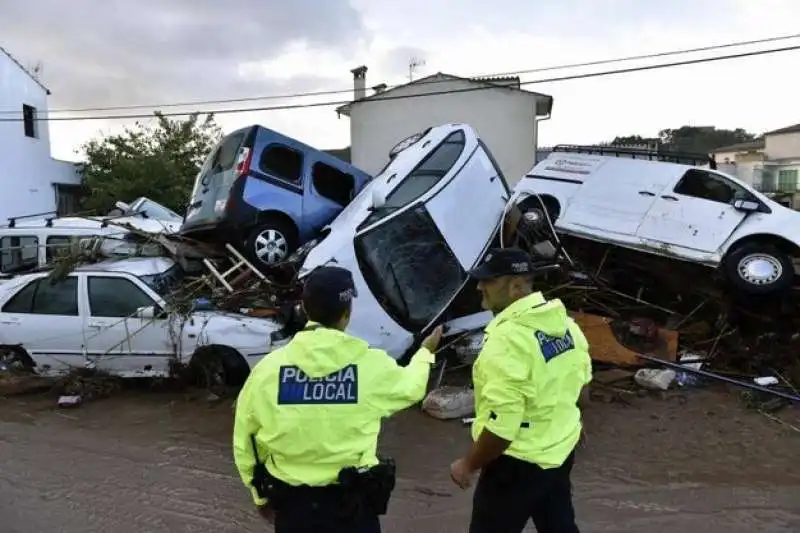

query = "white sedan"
[[0, 257, 283, 382]]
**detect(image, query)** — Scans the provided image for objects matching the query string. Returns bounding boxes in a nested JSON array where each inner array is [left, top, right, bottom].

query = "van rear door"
[[182, 127, 254, 232]]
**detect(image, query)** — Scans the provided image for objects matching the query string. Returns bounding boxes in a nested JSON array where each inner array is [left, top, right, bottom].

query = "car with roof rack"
[[0, 197, 179, 277], [509, 144, 800, 295]]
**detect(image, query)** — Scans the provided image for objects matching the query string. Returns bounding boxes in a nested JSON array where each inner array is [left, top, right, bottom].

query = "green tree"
[[611, 126, 757, 154], [658, 126, 755, 154], [79, 112, 223, 214]]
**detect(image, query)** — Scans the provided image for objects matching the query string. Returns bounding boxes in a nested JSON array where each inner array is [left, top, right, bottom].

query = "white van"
[[0, 198, 181, 277], [510, 145, 800, 295]]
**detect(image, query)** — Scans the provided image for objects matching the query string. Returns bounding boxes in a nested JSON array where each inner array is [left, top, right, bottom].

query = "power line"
[[1, 42, 798, 123], [1, 32, 798, 116]]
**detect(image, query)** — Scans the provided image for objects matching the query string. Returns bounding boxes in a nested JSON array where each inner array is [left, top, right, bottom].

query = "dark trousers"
[[469, 452, 580, 533], [274, 496, 381, 533]]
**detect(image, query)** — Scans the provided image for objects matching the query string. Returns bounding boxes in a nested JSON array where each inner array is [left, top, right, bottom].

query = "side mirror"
[[371, 187, 387, 209], [135, 305, 160, 319], [733, 199, 760, 212]]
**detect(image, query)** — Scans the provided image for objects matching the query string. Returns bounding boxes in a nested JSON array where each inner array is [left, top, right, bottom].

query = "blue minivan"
[[181, 125, 372, 266]]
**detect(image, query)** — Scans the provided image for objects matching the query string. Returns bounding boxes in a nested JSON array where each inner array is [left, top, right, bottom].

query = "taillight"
[[233, 147, 252, 177]]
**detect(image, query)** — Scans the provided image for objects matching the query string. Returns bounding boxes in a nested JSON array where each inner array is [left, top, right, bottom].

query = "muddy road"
[[1, 387, 798, 532]]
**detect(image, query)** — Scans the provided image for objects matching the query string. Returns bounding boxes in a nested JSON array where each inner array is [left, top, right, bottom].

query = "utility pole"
[[408, 57, 426, 82]]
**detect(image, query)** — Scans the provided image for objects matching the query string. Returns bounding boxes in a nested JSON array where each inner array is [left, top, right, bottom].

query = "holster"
[[337, 456, 397, 519], [250, 435, 396, 520]]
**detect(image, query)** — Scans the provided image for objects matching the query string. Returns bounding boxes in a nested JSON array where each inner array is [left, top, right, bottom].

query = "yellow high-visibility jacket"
[[471, 292, 592, 468], [233, 324, 434, 505]]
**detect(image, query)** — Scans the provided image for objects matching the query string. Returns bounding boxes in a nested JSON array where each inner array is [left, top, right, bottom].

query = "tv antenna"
[[31, 61, 44, 80], [408, 57, 426, 82]]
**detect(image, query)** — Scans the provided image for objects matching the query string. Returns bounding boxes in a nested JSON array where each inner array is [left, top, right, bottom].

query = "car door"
[[0, 275, 86, 374], [636, 169, 750, 253], [84, 273, 175, 377], [304, 160, 358, 234], [558, 158, 681, 236]]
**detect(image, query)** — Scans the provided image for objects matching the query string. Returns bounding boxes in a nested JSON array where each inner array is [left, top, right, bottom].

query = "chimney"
[[350, 65, 368, 100], [372, 83, 387, 94]]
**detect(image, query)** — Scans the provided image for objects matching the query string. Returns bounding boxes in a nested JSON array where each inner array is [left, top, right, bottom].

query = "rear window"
[[198, 131, 247, 183]]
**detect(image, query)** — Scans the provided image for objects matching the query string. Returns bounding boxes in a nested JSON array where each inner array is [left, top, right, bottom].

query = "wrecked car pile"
[[2, 125, 800, 412]]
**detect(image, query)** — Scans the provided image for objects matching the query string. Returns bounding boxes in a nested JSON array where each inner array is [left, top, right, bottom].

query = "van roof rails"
[[7, 210, 58, 228], [552, 145, 717, 170]]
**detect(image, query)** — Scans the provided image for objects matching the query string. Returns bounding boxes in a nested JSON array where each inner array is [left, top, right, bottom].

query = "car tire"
[[724, 243, 795, 295], [244, 220, 298, 267], [520, 198, 559, 229], [189, 346, 250, 394]]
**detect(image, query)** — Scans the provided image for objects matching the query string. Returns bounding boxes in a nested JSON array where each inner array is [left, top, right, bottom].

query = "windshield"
[[138, 264, 185, 297], [354, 205, 466, 331], [129, 198, 182, 221]]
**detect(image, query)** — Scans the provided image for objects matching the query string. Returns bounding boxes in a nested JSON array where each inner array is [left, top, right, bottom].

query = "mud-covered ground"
[[1, 384, 798, 533]]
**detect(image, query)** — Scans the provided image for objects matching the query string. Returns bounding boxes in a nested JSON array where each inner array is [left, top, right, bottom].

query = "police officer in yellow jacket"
[[233, 265, 443, 533], [449, 248, 592, 533]]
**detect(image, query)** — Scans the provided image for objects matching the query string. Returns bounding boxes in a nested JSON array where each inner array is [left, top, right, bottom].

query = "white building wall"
[[0, 51, 80, 221], [348, 78, 542, 186], [765, 131, 800, 160]]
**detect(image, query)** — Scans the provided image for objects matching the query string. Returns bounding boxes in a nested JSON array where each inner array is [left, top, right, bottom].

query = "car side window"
[[46, 236, 74, 262], [311, 162, 355, 206], [1, 279, 39, 313], [2, 277, 79, 316], [260, 144, 303, 184], [1, 235, 39, 274], [674, 169, 749, 204], [88, 277, 156, 318]]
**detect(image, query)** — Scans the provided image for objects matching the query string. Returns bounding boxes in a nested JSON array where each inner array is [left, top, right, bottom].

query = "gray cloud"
[[0, 0, 367, 111]]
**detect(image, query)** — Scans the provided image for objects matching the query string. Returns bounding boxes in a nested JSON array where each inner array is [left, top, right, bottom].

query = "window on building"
[[88, 277, 156, 317], [761, 169, 777, 192], [311, 162, 355, 206], [260, 145, 303, 184], [674, 169, 750, 205], [22, 104, 38, 138], [55, 184, 83, 216], [777, 169, 799, 193], [0, 236, 39, 274]]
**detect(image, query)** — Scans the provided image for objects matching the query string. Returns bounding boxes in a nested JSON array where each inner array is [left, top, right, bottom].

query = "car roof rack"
[[552, 145, 717, 170], [7, 211, 58, 229]]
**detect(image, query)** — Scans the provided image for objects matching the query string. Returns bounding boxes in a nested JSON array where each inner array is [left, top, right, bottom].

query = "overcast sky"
[[2, 0, 800, 161]]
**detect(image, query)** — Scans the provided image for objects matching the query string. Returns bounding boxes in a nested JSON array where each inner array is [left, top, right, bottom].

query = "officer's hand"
[[450, 458, 476, 489], [421, 325, 444, 352], [257, 503, 275, 523]]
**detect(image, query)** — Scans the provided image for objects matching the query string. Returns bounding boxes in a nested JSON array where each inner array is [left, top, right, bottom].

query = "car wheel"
[[516, 197, 560, 251], [245, 220, 298, 266], [724, 243, 794, 295], [189, 346, 249, 394]]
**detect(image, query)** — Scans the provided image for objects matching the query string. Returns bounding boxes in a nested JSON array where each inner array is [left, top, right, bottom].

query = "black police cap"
[[469, 247, 556, 280], [302, 265, 358, 311]]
